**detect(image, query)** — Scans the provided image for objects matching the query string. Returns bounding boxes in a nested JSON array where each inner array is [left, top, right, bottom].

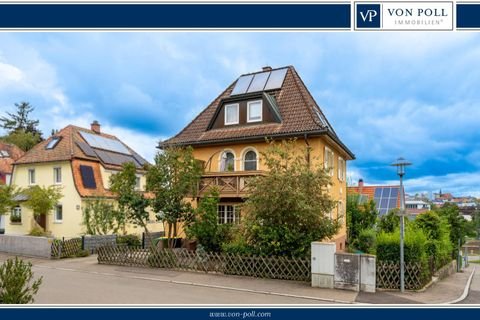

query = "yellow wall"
[[99, 166, 148, 191], [7, 161, 163, 238], [191, 136, 349, 251]]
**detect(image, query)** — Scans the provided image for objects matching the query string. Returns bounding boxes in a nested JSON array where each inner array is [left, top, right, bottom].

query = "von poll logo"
[[356, 4, 381, 28], [355, 2, 453, 30]]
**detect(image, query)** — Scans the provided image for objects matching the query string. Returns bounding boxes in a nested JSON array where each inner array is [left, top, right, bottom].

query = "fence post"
[[142, 232, 145, 249], [81, 235, 85, 250]]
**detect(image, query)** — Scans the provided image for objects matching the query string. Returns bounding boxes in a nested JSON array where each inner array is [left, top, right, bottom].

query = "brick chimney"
[[358, 179, 364, 193], [262, 66, 272, 72], [91, 120, 101, 134]]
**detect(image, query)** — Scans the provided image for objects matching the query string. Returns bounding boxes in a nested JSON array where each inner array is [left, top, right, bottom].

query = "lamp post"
[[391, 157, 411, 293]]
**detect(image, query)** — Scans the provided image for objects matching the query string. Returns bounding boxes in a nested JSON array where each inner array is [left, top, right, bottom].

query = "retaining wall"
[[0, 234, 52, 258]]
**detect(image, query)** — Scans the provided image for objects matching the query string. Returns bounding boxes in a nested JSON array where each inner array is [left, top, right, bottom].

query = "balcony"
[[198, 171, 265, 198]]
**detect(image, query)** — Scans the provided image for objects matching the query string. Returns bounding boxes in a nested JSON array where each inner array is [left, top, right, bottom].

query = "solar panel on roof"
[[76, 142, 97, 158], [247, 72, 270, 93], [390, 188, 399, 198], [94, 149, 141, 168], [264, 68, 287, 91], [79, 131, 130, 155], [374, 188, 382, 198], [132, 153, 148, 166], [79, 165, 96, 189], [230, 74, 254, 95]]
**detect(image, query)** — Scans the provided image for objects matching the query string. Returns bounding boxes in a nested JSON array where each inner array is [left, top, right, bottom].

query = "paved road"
[[457, 265, 480, 304], [0, 254, 343, 304]]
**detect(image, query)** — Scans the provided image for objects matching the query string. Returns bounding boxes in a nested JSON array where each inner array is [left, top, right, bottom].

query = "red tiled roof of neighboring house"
[[161, 66, 354, 159], [348, 182, 402, 213], [0, 142, 25, 175]]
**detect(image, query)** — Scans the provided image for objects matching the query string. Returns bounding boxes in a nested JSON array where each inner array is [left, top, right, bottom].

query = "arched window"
[[220, 151, 235, 172], [243, 150, 257, 171]]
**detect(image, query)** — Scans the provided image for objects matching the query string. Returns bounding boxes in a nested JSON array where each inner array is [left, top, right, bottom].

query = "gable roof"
[[161, 66, 354, 159], [348, 183, 403, 216], [14, 125, 148, 170], [0, 142, 25, 175]]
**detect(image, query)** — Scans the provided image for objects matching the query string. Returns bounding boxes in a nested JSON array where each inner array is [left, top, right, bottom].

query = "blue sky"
[[0, 32, 479, 197]]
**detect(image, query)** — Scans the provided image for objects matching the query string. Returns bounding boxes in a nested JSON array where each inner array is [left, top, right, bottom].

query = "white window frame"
[[241, 147, 259, 171], [217, 204, 241, 224], [247, 100, 263, 123], [28, 168, 36, 185], [11, 206, 22, 223], [53, 167, 62, 185], [338, 157, 345, 181], [54, 204, 63, 223], [218, 149, 236, 172], [324, 147, 334, 177], [135, 176, 141, 190], [224, 103, 239, 125]]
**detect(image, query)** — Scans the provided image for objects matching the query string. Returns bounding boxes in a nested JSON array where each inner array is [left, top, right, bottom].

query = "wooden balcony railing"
[[198, 171, 265, 197]]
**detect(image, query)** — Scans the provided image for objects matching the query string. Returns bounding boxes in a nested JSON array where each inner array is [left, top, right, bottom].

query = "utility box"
[[311, 242, 336, 289], [334, 253, 360, 291]]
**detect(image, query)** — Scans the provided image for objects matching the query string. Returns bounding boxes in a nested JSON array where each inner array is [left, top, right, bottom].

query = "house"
[[0, 142, 25, 234], [161, 65, 355, 251], [405, 199, 431, 216], [6, 121, 163, 237], [347, 179, 403, 216]]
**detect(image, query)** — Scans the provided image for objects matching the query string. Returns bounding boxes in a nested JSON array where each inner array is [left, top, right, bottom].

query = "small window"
[[243, 150, 257, 171], [220, 151, 235, 172], [10, 206, 22, 223], [135, 176, 141, 190], [224, 103, 239, 125], [338, 157, 345, 181], [54, 204, 63, 223], [247, 100, 262, 123], [324, 147, 334, 177], [46, 136, 61, 150], [54, 167, 62, 184], [0, 150, 9, 157], [79, 165, 96, 189], [28, 169, 36, 185], [217, 205, 241, 224]]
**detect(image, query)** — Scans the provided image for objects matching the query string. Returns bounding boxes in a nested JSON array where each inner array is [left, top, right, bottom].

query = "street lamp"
[[391, 157, 412, 293]]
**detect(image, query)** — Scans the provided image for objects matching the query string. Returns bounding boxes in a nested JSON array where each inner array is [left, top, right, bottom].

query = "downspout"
[[304, 133, 311, 168]]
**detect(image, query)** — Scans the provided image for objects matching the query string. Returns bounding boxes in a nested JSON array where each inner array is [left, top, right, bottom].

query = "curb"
[[447, 266, 476, 304]]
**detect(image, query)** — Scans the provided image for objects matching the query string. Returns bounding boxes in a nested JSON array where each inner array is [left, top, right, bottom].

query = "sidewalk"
[[356, 265, 476, 304]]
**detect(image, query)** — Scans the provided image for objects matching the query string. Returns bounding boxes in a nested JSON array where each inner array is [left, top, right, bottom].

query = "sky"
[[0, 32, 479, 197]]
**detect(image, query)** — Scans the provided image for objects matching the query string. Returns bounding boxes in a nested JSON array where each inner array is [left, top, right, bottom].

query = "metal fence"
[[97, 246, 311, 282]]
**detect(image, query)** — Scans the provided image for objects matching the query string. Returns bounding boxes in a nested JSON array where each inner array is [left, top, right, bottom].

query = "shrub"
[[0, 257, 43, 304], [28, 226, 49, 237], [75, 250, 90, 258], [116, 234, 141, 247], [376, 227, 428, 264], [355, 228, 376, 254]]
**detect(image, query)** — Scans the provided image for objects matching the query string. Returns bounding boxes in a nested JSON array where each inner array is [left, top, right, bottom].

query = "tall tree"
[[109, 162, 151, 239], [346, 193, 377, 248], [146, 146, 202, 248], [0, 102, 42, 136], [241, 139, 339, 257], [0, 185, 20, 216]]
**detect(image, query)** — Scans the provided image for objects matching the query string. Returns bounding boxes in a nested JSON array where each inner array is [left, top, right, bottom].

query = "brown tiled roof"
[[71, 159, 115, 198], [15, 125, 148, 168], [348, 185, 402, 209], [0, 142, 25, 174], [161, 66, 354, 159]]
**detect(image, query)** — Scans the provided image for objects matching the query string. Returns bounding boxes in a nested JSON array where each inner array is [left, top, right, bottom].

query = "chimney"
[[262, 66, 272, 72], [358, 179, 364, 193], [91, 120, 101, 134]]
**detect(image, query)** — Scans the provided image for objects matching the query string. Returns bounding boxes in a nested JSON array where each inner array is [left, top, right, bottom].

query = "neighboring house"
[[405, 199, 431, 216], [347, 179, 403, 216], [161, 65, 355, 251], [0, 142, 25, 234], [6, 121, 163, 237]]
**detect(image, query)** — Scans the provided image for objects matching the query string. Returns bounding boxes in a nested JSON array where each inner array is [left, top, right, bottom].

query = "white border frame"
[[240, 146, 259, 171], [224, 103, 239, 125], [218, 149, 237, 172], [247, 100, 263, 123]]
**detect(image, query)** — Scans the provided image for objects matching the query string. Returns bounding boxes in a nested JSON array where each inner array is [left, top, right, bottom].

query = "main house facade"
[[162, 66, 355, 251], [6, 122, 163, 237]]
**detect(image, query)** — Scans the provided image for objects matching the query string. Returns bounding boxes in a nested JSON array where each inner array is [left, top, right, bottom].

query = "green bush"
[[28, 226, 48, 237], [116, 234, 141, 247], [355, 228, 376, 254], [376, 227, 428, 264], [222, 237, 253, 255], [75, 249, 90, 258], [0, 257, 42, 304]]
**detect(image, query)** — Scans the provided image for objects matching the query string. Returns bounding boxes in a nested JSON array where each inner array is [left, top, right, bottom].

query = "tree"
[[0, 257, 42, 304], [0, 130, 42, 152], [23, 186, 62, 230], [0, 102, 41, 136], [146, 146, 202, 248], [0, 185, 20, 216], [346, 193, 377, 249], [82, 198, 126, 235], [377, 209, 401, 233], [109, 162, 151, 239], [241, 139, 339, 257]]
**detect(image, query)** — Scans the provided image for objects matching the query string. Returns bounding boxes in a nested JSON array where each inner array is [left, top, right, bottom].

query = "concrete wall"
[[83, 234, 117, 253], [360, 254, 376, 293], [0, 234, 52, 258]]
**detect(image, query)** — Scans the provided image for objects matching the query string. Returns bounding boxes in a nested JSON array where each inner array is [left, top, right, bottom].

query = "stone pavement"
[[0, 253, 477, 305]]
